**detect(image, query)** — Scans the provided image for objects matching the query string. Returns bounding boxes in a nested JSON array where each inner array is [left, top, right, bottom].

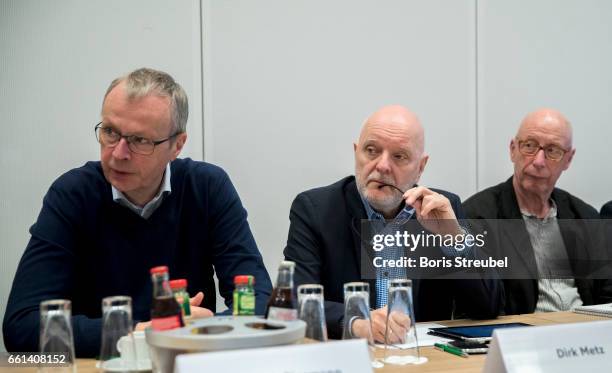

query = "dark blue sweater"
[[3, 158, 272, 357]]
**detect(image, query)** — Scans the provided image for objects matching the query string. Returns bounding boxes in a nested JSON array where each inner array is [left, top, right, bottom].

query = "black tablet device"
[[429, 322, 531, 342]]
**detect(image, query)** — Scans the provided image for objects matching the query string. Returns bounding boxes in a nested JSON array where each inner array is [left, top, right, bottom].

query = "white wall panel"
[[478, 0, 612, 208], [202, 0, 477, 285]]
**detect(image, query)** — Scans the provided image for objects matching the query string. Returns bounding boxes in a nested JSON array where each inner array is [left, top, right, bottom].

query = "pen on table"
[[434, 343, 469, 358]]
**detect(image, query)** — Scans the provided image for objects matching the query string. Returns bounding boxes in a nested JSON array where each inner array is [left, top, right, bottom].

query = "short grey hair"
[[103, 68, 188, 134]]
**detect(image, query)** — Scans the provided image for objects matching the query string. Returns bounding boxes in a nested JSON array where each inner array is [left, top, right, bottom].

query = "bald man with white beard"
[[284, 105, 503, 341]]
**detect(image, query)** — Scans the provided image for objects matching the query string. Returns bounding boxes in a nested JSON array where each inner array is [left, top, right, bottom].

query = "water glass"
[[98, 296, 137, 371], [297, 284, 327, 341], [342, 282, 384, 368], [383, 279, 427, 365], [342, 282, 372, 342], [39, 299, 76, 373]]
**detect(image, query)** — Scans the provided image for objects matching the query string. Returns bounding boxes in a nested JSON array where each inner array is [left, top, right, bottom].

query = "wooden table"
[[3, 311, 608, 373], [372, 311, 608, 373]]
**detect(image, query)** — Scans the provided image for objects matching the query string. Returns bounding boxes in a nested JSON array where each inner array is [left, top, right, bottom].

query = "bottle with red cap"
[[150, 266, 184, 331], [233, 275, 255, 316], [169, 279, 191, 320]]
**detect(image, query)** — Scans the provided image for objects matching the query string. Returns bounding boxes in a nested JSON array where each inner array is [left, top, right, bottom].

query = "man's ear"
[[172, 133, 187, 159], [563, 148, 576, 171], [509, 138, 517, 163], [415, 154, 429, 183]]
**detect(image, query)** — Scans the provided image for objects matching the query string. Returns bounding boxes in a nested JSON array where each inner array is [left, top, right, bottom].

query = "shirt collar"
[[520, 198, 558, 221], [359, 193, 415, 222], [112, 163, 172, 214]]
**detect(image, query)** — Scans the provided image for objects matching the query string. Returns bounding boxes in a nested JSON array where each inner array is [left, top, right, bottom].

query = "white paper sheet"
[[375, 322, 453, 349]]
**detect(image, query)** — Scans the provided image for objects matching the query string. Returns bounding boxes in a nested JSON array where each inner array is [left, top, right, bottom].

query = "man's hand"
[[134, 292, 213, 331], [188, 291, 214, 318], [351, 306, 411, 343], [387, 310, 411, 344], [403, 186, 461, 236]]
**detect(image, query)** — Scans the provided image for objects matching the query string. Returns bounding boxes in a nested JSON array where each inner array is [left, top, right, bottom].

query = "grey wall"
[[202, 0, 479, 290], [202, 0, 612, 306], [2, 0, 612, 351], [477, 0, 612, 207]]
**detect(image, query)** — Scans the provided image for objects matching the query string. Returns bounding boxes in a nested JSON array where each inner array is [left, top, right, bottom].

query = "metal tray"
[[145, 316, 305, 351]]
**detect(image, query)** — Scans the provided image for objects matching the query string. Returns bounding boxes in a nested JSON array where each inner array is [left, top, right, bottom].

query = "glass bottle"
[[150, 266, 184, 331], [169, 278, 191, 320], [265, 261, 298, 321], [233, 275, 255, 316]]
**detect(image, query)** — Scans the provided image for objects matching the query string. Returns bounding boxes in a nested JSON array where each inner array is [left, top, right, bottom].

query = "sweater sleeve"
[[3, 183, 103, 357], [206, 170, 273, 315]]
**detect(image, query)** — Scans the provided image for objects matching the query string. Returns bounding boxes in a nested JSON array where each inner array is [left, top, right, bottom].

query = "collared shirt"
[[361, 196, 414, 308], [112, 163, 172, 219], [361, 194, 474, 308], [521, 200, 583, 312]]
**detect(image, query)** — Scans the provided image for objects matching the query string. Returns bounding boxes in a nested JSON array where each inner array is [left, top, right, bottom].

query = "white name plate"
[[174, 339, 373, 373], [484, 319, 612, 373]]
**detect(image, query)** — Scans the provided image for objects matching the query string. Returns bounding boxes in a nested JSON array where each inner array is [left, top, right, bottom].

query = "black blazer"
[[284, 176, 503, 338], [463, 177, 612, 314], [601, 201, 612, 218]]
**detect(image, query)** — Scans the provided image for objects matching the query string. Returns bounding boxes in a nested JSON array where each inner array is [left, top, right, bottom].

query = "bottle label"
[[234, 292, 255, 315], [175, 294, 192, 317], [182, 298, 192, 317], [267, 307, 298, 321], [152, 315, 182, 331], [240, 294, 255, 310]]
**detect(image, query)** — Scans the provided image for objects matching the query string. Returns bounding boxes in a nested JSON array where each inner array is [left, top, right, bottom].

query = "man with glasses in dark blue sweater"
[[3, 68, 272, 357]]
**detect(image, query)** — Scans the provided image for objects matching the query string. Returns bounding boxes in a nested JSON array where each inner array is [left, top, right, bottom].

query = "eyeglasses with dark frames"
[[94, 122, 179, 155], [517, 138, 570, 162]]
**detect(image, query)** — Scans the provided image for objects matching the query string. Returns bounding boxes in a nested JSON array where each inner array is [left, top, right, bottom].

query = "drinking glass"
[[383, 279, 427, 365], [297, 284, 327, 341], [39, 299, 76, 373], [342, 282, 383, 368], [98, 296, 138, 371]]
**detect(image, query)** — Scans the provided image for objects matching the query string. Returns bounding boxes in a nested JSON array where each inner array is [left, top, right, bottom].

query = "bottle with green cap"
[[233, 275, 255, 316], [169, 279, 191, 321]]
